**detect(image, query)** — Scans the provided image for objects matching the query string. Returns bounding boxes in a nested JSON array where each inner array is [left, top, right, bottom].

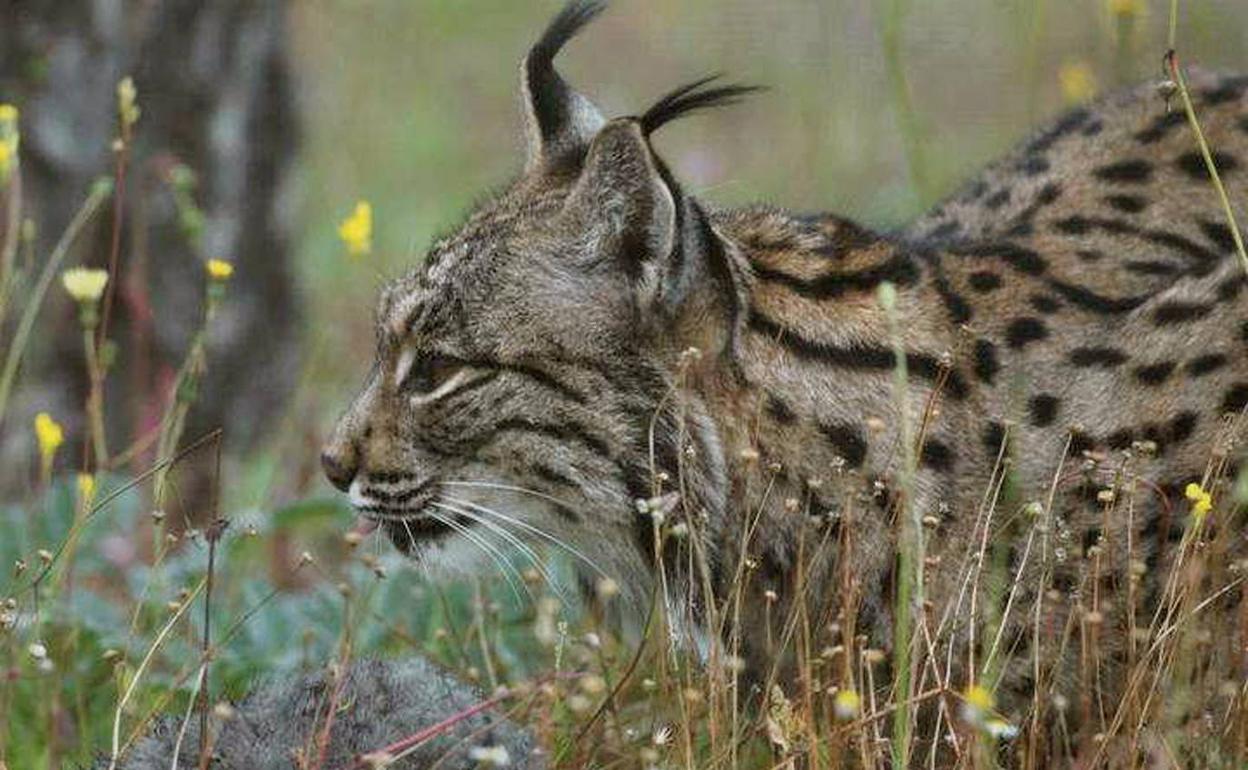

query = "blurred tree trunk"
[[0, 0, 299, 505]]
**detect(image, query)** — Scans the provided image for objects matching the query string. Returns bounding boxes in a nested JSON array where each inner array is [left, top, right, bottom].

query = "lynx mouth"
[[351, 502, 476, 554]]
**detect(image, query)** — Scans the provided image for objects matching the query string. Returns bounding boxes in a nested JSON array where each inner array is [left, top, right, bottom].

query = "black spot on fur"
[[1037, 182, 1063, 205], [1134, 361, 1176, 386], [818, 422, 867, 468], [1029, 294, 1062, 313], [1069, 347, 1128, 367], [985, 189, 1011, 209], [1028, 394, 1060, 427], [1201, 76, 1248, 105], [1187, 353, 1228, 377], [928, 221, 960, 240], [1106, 429, 1134, 450], [920, 439, 955, 472], [1170, 411, 1199, 443], [1053, 216, 1090, 234], [1027, 108, 1090, 153], [1019, 155, 1050, 176], [1134, 111, 1187, 144], [1094, 159, 1152, 184], [931, 266, 973, 324], [1006, 317, 1049, 349], [983, 421, 1007, 457], [1069, 429, 1095, 455], [1200, 220, 1238, 254], [1152, 301, 1212, 325], [1222, 383, 1248, 414], [1217, 275, 1246, 302], [1104, 194, 1148, 214], [973, 339, 999, 384], [969, 271, 1003, 292], [1176, 151, 1238, 181], [765, 394, 797, 424]]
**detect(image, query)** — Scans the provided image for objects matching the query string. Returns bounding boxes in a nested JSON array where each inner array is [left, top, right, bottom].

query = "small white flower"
[[468, 744, 511, 766], [28, 641, 47, 660]]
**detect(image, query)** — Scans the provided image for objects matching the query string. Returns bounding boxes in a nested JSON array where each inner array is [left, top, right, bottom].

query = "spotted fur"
[[323, 0, 1248, 739]]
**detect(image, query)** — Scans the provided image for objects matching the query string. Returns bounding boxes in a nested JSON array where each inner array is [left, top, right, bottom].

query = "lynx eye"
[[398, 352, 465, 396]]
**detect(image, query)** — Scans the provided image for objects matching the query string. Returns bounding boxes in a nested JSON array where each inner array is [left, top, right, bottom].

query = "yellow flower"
[[34, 412, 64, 470], [1185, 482, 1213, 520], [833, 688, 861, 720], [337, 201, 373, 258], [205, 259, 234, 281], [77, 473, 97, 510], [1108, 0, 1142, 18], [1058, 61, 1097, 105], [61, 268, 109, 303], [0, 103, 18, 183], [964, 684, 994, 712]]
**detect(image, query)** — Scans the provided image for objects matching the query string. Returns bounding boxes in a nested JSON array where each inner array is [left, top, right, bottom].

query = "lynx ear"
[[522, 1, 607, 172], [567, 120, 677, 292]]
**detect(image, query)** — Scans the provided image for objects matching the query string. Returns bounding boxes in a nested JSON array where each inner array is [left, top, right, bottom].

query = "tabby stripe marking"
[[752, 253, 920, 299], [748, 313, 969, 399]]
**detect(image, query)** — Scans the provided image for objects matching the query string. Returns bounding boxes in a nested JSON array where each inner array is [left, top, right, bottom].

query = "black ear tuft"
[[639, 75, 765, 137], [529, 0, 607, 66], [522, 1, 608, 169]]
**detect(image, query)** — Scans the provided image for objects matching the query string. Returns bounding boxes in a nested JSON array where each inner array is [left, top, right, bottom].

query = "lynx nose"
[[320, 444, 358, 493]]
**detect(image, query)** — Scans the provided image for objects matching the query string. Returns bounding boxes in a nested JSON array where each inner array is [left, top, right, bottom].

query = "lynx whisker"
[[442, 494, 606, 577]]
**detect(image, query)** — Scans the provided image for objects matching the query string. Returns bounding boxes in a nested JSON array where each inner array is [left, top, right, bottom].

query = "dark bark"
[[1, 0, 299, 488]]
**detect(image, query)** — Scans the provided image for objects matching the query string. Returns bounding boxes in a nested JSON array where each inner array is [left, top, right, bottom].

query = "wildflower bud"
[[764, 589, 779, 603], [921, 515, 940, 528], [1096, 489, 1115, 504], [336, 582, 352, 597], [117, 76, 140, 130], [151, 509, 166, 523], [862, 649, 886, 665], [14, 559, 27, 577], [298, 551, 314, 567], [739, 447, 760, 463], [467, 745, 511, 767], [212, 702, 237, 721], [101, 649, 121, 660], [33, 413, 64, 474], [37, 549, 52, 565], [783, 497, 800, 513], [833, 688, 861, 720], [595, 577, 619, 601], [28, 642, 47, 660], [582, 632, 601, 650], [343, 530, 363, 548], [641, 678, 657, 692]]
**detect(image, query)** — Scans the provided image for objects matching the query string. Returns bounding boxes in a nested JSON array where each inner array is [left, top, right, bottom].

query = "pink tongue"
[[353, 516, 380, 535]]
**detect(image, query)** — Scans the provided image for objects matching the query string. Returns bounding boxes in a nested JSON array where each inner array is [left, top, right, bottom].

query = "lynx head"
[[321, 1, 756, 609]]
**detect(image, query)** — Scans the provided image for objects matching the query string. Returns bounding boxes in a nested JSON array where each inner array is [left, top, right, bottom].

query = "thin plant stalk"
[[879, 281, 921, 769], [0, 182, 110, 426]]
